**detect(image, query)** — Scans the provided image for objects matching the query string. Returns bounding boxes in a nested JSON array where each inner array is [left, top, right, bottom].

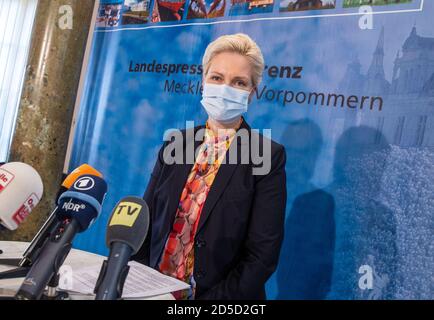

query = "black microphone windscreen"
[[106, 197, 150, 254]]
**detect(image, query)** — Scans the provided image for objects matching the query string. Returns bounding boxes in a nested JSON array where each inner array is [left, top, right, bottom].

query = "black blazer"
[[133, 120, 287, 299]]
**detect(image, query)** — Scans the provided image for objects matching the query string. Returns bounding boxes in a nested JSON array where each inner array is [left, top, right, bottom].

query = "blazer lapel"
[[196, 120, 251, 234], [196, 158, 238, 235], [167, 125, 205, 217], [152, 121, 251, 266], [150, 126, 204, 267]]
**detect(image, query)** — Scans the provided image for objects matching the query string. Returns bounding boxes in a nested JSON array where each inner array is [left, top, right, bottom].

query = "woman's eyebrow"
[[232, 76, 250, 82], [209, 71, 224, 76]]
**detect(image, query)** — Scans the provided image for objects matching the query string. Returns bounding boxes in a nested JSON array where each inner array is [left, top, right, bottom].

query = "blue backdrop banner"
[[69, 0, 433, 299]]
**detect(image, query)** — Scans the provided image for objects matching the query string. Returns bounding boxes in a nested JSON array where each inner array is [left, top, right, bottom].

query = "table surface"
[[0, 241, 174, 300]]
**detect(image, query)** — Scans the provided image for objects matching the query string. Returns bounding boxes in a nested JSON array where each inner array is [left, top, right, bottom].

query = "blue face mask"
[[200, 83, 251, 123]]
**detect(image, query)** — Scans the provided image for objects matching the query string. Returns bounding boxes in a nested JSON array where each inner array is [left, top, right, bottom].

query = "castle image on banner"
[[338, 27, 434, 148]]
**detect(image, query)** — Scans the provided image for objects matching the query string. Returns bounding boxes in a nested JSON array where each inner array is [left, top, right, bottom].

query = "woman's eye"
[[236, 81, 246, 87], [211, 76, 221, 81]]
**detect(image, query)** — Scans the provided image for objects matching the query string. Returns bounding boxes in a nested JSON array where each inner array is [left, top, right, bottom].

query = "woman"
[[133, 33, 287, 300]]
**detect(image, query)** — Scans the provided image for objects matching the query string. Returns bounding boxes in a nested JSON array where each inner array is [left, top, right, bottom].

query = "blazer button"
[[196, 270, 205, 279], [195, 239, 206, 248]]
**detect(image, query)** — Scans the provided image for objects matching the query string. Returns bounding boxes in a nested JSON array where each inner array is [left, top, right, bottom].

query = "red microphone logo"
[[0, 168, 14, 193], [12, 193, 39, 226]]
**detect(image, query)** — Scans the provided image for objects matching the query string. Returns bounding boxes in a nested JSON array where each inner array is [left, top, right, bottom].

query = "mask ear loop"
[[248, 86, 256, 104]]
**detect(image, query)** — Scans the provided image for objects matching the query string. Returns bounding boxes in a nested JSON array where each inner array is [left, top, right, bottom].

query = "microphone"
[[55, 164, 103, 202], [0, 162, 43, 230], [15, 174, 107, 300], [94, 197, 149, 300], [19, 164, 103, 268]]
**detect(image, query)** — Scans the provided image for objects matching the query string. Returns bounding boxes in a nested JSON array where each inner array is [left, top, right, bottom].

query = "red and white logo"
[[12, 193, 39, 226], [0, 168, 14, 193]]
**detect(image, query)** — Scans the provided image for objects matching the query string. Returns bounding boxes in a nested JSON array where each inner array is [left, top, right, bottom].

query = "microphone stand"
[[41, 273, 69, 300], [0, 208, 59, 280]]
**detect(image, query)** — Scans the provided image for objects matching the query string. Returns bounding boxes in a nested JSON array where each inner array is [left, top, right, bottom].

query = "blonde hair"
[[202, 33, 264, 87]]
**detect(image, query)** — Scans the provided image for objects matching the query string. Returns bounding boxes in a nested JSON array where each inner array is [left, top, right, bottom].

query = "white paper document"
[[59, 261, 190, 299]]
